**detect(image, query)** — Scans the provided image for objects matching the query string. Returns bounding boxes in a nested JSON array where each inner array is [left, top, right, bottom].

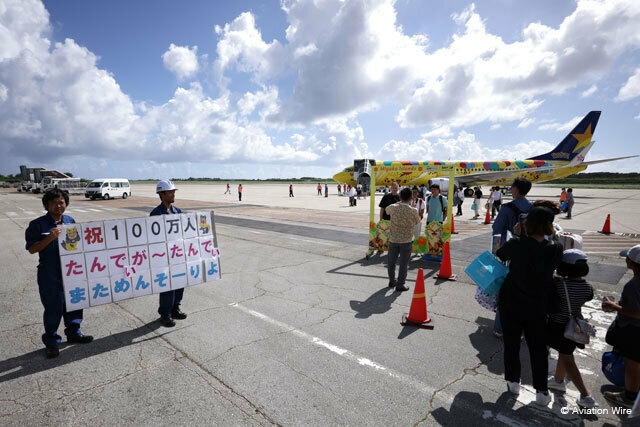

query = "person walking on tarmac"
[[151, 180, 188, 328], [225, 183, 231, 195], [25, 189, 94, 358], [325, 183, 329, 198], [238, 183, 243, 201], [289, 184, 294, 197], [565, 188, 575, 219], [317, 183, 322, 196]]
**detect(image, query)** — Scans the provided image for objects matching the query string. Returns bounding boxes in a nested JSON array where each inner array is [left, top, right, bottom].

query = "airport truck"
[[39, 177, 85, 194]]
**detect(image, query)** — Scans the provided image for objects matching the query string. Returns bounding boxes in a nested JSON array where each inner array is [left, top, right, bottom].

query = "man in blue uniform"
[[150, 179, 187, 327], [25, 189, 93, 358]]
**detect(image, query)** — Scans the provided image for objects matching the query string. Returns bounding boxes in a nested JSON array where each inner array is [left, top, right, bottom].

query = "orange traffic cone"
[[483, 207, 491, 224], [401, 269, 433, 329], [451, 215, 458, 234], [598, 214, 612, 234], [435, 241, 457, 281]]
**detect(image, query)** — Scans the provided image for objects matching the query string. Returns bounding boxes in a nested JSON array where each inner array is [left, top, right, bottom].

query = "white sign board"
[[60, 212, 221, 311]]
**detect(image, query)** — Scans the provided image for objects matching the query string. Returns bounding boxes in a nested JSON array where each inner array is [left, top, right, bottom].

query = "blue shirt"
[[150, 203, 182, 216], [492, 197, 532, 244], [25, 213, 75, 285], [426, 194, 448, 223]]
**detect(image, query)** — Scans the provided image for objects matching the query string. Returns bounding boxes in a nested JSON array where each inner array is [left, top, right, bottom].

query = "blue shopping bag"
[[602, 351, 625, 387], [464, 251, 509, 295]]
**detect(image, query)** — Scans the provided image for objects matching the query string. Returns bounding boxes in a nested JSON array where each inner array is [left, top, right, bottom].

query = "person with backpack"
[[547, 249, 597, 408], [496, 206, 563, 406], [491, 178, 533, 338], [425, 184, 447, 223]]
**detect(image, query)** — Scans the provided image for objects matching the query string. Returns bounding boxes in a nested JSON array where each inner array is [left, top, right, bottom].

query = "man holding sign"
[[150, 180, 187, 327], [25, 189, 93, 358]]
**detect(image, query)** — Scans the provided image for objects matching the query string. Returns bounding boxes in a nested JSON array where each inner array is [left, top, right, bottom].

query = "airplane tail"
[[528, 111, 601, 162]]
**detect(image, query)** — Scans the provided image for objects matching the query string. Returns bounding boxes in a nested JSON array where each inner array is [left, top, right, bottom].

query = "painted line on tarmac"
[[286, 236, 338, 246], [6, 212, 18, 217], [230, 302, 441, 398]]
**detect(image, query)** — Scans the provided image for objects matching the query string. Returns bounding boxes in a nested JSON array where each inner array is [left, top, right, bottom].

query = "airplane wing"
[[579, 155, 638, 166], [455, 154, 638, 187]]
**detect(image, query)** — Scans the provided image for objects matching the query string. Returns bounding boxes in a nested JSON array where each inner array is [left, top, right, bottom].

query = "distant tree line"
[[551, 172, 640, 184]]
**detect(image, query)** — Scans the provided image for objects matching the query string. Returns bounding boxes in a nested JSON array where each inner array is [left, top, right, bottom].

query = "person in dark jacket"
[[496, 206, 563, 406], [25, 189, 94, 358]]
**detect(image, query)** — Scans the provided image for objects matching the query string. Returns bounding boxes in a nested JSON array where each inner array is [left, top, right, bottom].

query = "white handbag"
[[562, 280, 596, 345], [557, 232, 583, 250]]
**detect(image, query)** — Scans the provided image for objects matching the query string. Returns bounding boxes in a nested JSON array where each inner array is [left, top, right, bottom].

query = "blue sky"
[[1, 0, 639, 180]]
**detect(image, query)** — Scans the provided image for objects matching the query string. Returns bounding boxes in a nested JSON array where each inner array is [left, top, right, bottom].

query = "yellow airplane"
[[333, 111, 636, 195]]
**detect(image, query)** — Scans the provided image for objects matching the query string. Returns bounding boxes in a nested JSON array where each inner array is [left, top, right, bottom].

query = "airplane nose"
[[333, 172, 344, 182]]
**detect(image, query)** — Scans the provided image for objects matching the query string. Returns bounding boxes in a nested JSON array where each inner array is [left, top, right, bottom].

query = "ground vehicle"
[[85, 179, 131, 200], [18, 165, 73, 193], [39, 177, 85, 194]]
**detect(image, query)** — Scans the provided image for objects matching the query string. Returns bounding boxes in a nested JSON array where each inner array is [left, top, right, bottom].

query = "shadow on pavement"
[[0, 321, 162, 383], [327, 256, 438, 281], [469, 316, 505, 376], [349, 287, 402, 319], [430, 390, 600, 426]]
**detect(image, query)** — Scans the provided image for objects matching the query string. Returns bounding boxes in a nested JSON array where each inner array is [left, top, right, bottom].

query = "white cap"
[[156, 179, 177, 193], [562, 249, 588, 264], [620, 244, 640, 264]]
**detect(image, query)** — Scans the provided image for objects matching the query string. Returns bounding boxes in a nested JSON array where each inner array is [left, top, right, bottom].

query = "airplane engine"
[[428, 178, 455, 195]]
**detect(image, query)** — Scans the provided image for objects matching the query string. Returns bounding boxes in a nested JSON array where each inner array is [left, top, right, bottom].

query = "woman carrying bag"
[[495, 206, 563, 406], [547, 249, 597, 408]]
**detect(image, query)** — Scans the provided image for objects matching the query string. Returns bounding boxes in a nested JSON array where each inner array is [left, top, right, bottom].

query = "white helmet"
[[156, 179, 177, 193]]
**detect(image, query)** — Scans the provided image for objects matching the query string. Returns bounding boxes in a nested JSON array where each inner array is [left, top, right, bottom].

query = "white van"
[[85, 179, 131, 200]]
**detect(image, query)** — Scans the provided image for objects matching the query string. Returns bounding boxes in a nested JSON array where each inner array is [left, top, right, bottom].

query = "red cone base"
[[483, 208, 491, 224], [401, 313, 434, 329], [400, 269, 434, 329], [598, 214, 612, 234], [451, 215, 458, 234], [435, 241, 457, 281]]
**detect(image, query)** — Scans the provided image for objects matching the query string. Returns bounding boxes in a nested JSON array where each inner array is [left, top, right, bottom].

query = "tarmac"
[[1, 183, 640, 426]]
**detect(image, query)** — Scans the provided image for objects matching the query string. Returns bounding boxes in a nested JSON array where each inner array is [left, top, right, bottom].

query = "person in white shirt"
[[410, 186, 425, 239], [456, 187, 465, 216], [492, 187, 503, 219], [348, 185, 356, 207]]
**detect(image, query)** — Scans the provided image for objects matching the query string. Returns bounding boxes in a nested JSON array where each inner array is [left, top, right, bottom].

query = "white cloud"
[[615, 67, 640, 101], [0, 0, 357, 170], [635, 112, 640, 120], [162, 44, 199, 81], [517, 118, 534, 128], [421, 125, 453, 139], [213, 12, 285, 85], [398, 0, 640, 128], [211, 0, 640, 128], [581, 84, 597, 98], [490, 124, 501, 130], [537, 115, 581, 132]]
